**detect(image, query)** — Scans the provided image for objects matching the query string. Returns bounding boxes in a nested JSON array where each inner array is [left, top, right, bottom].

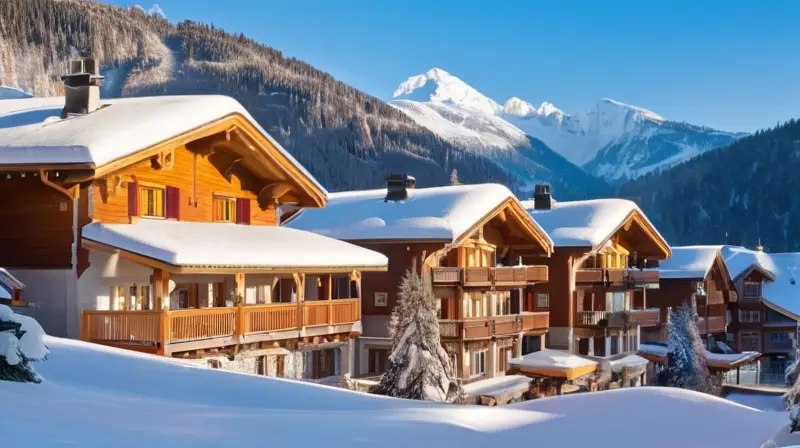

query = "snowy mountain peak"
[[593, 98, 664, 123], [392, 68, 500, 115], [536, 101, 565, 118], [502, 97, 537, 117]]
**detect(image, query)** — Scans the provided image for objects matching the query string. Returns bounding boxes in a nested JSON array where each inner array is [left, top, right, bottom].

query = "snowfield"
[[0, 336, 787, 447]]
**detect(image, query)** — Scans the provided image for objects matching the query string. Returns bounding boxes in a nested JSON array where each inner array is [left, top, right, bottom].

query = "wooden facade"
[[641, 251, 735, 345], [348, 198, 553, 383], [0, 100, 377, 380], [522, 210, 671, 358]]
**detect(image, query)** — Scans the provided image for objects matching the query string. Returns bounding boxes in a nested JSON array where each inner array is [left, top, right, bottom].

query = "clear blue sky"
[[105, 0, 799, 132]]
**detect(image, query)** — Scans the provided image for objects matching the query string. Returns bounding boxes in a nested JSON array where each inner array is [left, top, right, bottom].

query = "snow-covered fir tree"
[[449, 169, 461, 186], [657, 301, 715, 394], [786, 339, 800, 387], [0, 305, 48, 383], [374, 270, 460, 402]]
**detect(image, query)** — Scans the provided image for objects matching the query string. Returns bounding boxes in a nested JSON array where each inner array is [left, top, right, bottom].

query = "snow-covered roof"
[[522, 198, 668, 255], [81, 220, 387, 271], [461, 374, 531, 399], [0, 95, 326, 194], [608, 354, 650, 374], [0, 268, 24, 300], [509, 349, 598, 380], [654, 245, 723, 279], [721, 245, 777, 282], [762, 252, 800, 320], [287, 184, 552, 249], [638, 343, 760, 370]]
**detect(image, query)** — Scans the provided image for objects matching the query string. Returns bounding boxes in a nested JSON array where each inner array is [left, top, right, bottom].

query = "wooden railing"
[[575, 268, 659, 288], [576, 310, 609, 326], [432, 267, 461, 284], [245, 303, 297, 333], [697, 315, 726, 334], [431, 265, 549, 287], [81, 310, 161, 344], [81, 299, 362, 348], [170, 307, 236, 343], [439, 312, 549, 339], [628, 270, 659, 286], [629, 308, 661, 327]]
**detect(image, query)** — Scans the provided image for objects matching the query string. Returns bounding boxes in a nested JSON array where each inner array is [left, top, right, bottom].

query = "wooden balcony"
[[576, 310, 610, 326], [697, 315, 726, 334], [439, 311, 549, 340], [575, 268, 659, 289], [80, 299, 361, 352], [431, 265, 549, 288], [628, 308, 661, 327]]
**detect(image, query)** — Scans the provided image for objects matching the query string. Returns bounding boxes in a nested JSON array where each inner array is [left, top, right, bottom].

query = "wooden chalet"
[[287, 178, 554, 383], [0, 57, 388, 380], [725, 248, 800, 372], [521, 185, 671, 358], [0, 268, 25, 307], [640, 246, 736, 346]]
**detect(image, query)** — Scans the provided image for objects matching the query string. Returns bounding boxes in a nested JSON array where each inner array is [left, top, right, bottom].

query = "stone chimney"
[[384, 174, 416, 202], [60, 56, 104, 118], [533, 184, 552, 210]]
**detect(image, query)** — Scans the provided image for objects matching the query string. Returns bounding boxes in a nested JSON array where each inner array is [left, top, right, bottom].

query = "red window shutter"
[[127, 182, 138, 218], [166, 186, 180, 220], [236, 198, 251, 225]]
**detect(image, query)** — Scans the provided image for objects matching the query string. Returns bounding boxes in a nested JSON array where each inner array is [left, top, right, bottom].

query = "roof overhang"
[[733, 265, 777, 284], [763, 299, 800, 323], [81, 221, 388, 274], [596, 209, 671, 259]]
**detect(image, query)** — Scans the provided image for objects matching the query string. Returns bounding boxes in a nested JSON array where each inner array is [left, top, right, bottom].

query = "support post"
[[326, 274, 333, 326], [151, 268, 170, 311], [294, 273, 305, 329]]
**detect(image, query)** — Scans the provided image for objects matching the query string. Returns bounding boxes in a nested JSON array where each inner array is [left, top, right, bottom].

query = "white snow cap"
[[392, 68, 501, 116], [592, 98, 664, 124], [721, 245, 777, 281], [655, 245, 723, 279], [0, 95, 326, 194], [762, 252, 800, 319], [0, 304, 48, 364], [82, 220, 387, 270], [522, 197, 664, 250], [502, 97, 565, 119], [288, 183, 550, 247]]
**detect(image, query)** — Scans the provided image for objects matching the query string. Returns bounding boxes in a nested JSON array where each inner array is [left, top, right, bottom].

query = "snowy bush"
[[0, 305, 48, 383], [374, 270, 460, 402], [657, 301, 715, 394], [786, 341, 800, 387]]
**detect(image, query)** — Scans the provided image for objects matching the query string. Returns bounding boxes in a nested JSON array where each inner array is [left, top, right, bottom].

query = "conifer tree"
[[374, 270, 460, 402], [657, 301, 714, 394], [0, 305, 48, 383], [449, 169, 461, 186]]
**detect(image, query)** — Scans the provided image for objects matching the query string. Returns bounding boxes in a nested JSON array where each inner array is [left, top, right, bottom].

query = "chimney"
[[384, 173, 416, 202], [533, 184, 552, 210], [61, 56, 104, 118]]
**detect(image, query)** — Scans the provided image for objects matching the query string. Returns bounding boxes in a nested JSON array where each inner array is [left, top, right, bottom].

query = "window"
[[140, 185, 165, 218], [368, 349, 389, 374], [536, 293, 550, 309], [374, 292, 388, 307], [739, 310, 760, 323], [333, 276, 352, 299], [470, 350, 486, 377], [741, 331, 760, 351], [766, 308, 794, 323], [213, 196, 237, 222], [495, 291, 511, 316], [743, 282, 761, 299]]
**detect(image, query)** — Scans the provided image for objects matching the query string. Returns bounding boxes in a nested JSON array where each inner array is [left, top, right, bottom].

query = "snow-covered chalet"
[[0, 57, 388, 380], [522, 185, 671, 358], [640, 246, 737, 346], [287, 176, 554, 383]]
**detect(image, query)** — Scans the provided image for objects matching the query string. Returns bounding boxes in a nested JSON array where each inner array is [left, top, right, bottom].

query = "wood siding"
[[92, 145, 277, 225], [0, 177, 74, 268], [358, 242, 445, 315], [524, 249, 580, 328]]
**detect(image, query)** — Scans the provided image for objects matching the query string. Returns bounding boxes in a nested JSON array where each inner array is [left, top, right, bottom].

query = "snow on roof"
[[81, 220, 387, 270], [638, 343, 760, 370], [654, 245, 722, 279], [0, 95, 326, 194], [762, 252, 800, 319], [461, 374, 531, 398], [608, 354, 649, 373], [510, 349, 598, 380], [3, 337, 782, 447], [287, 184, 551, 245], [721, 245, 777, 282], [0, 268, 23, 300], [522, 198, 664, 250]]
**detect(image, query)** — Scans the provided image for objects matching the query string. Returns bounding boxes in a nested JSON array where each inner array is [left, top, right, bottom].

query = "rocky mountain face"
[[0, 0, 524, 194], [620, 119, 800, 251], [391, 68, 744, 185]]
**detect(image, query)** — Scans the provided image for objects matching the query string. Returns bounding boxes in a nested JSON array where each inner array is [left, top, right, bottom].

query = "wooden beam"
[[234, 273, 246, 305], [223, 158, 243, 181], [258, 182, 293, 204]]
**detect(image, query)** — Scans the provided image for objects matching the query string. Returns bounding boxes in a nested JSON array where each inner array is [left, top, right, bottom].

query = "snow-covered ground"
[[0, 336, 789, 447]]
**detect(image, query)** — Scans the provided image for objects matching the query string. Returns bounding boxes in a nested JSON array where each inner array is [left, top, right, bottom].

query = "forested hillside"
[[620, 119, 800, 251], [0, 0, 597, 197]]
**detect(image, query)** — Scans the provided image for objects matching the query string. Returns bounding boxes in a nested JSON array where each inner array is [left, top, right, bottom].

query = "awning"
[[462, 374, 531, 399], [81, 220, 388, 273], [638, 343, 761, 370], [510, 349, 598, 380]]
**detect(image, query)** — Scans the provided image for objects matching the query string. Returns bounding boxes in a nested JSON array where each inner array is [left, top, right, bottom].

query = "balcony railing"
[[431, 265, 549, 288], [628, 308, 661, 327], [575, 268, 659, 289], [697, 315, 726, 334], [766, 339, 794, 352], [576, 310, 656, 328], [439, 312, 549, 340], [576, 310, 610, 326], [80, 299, 361, 349]]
